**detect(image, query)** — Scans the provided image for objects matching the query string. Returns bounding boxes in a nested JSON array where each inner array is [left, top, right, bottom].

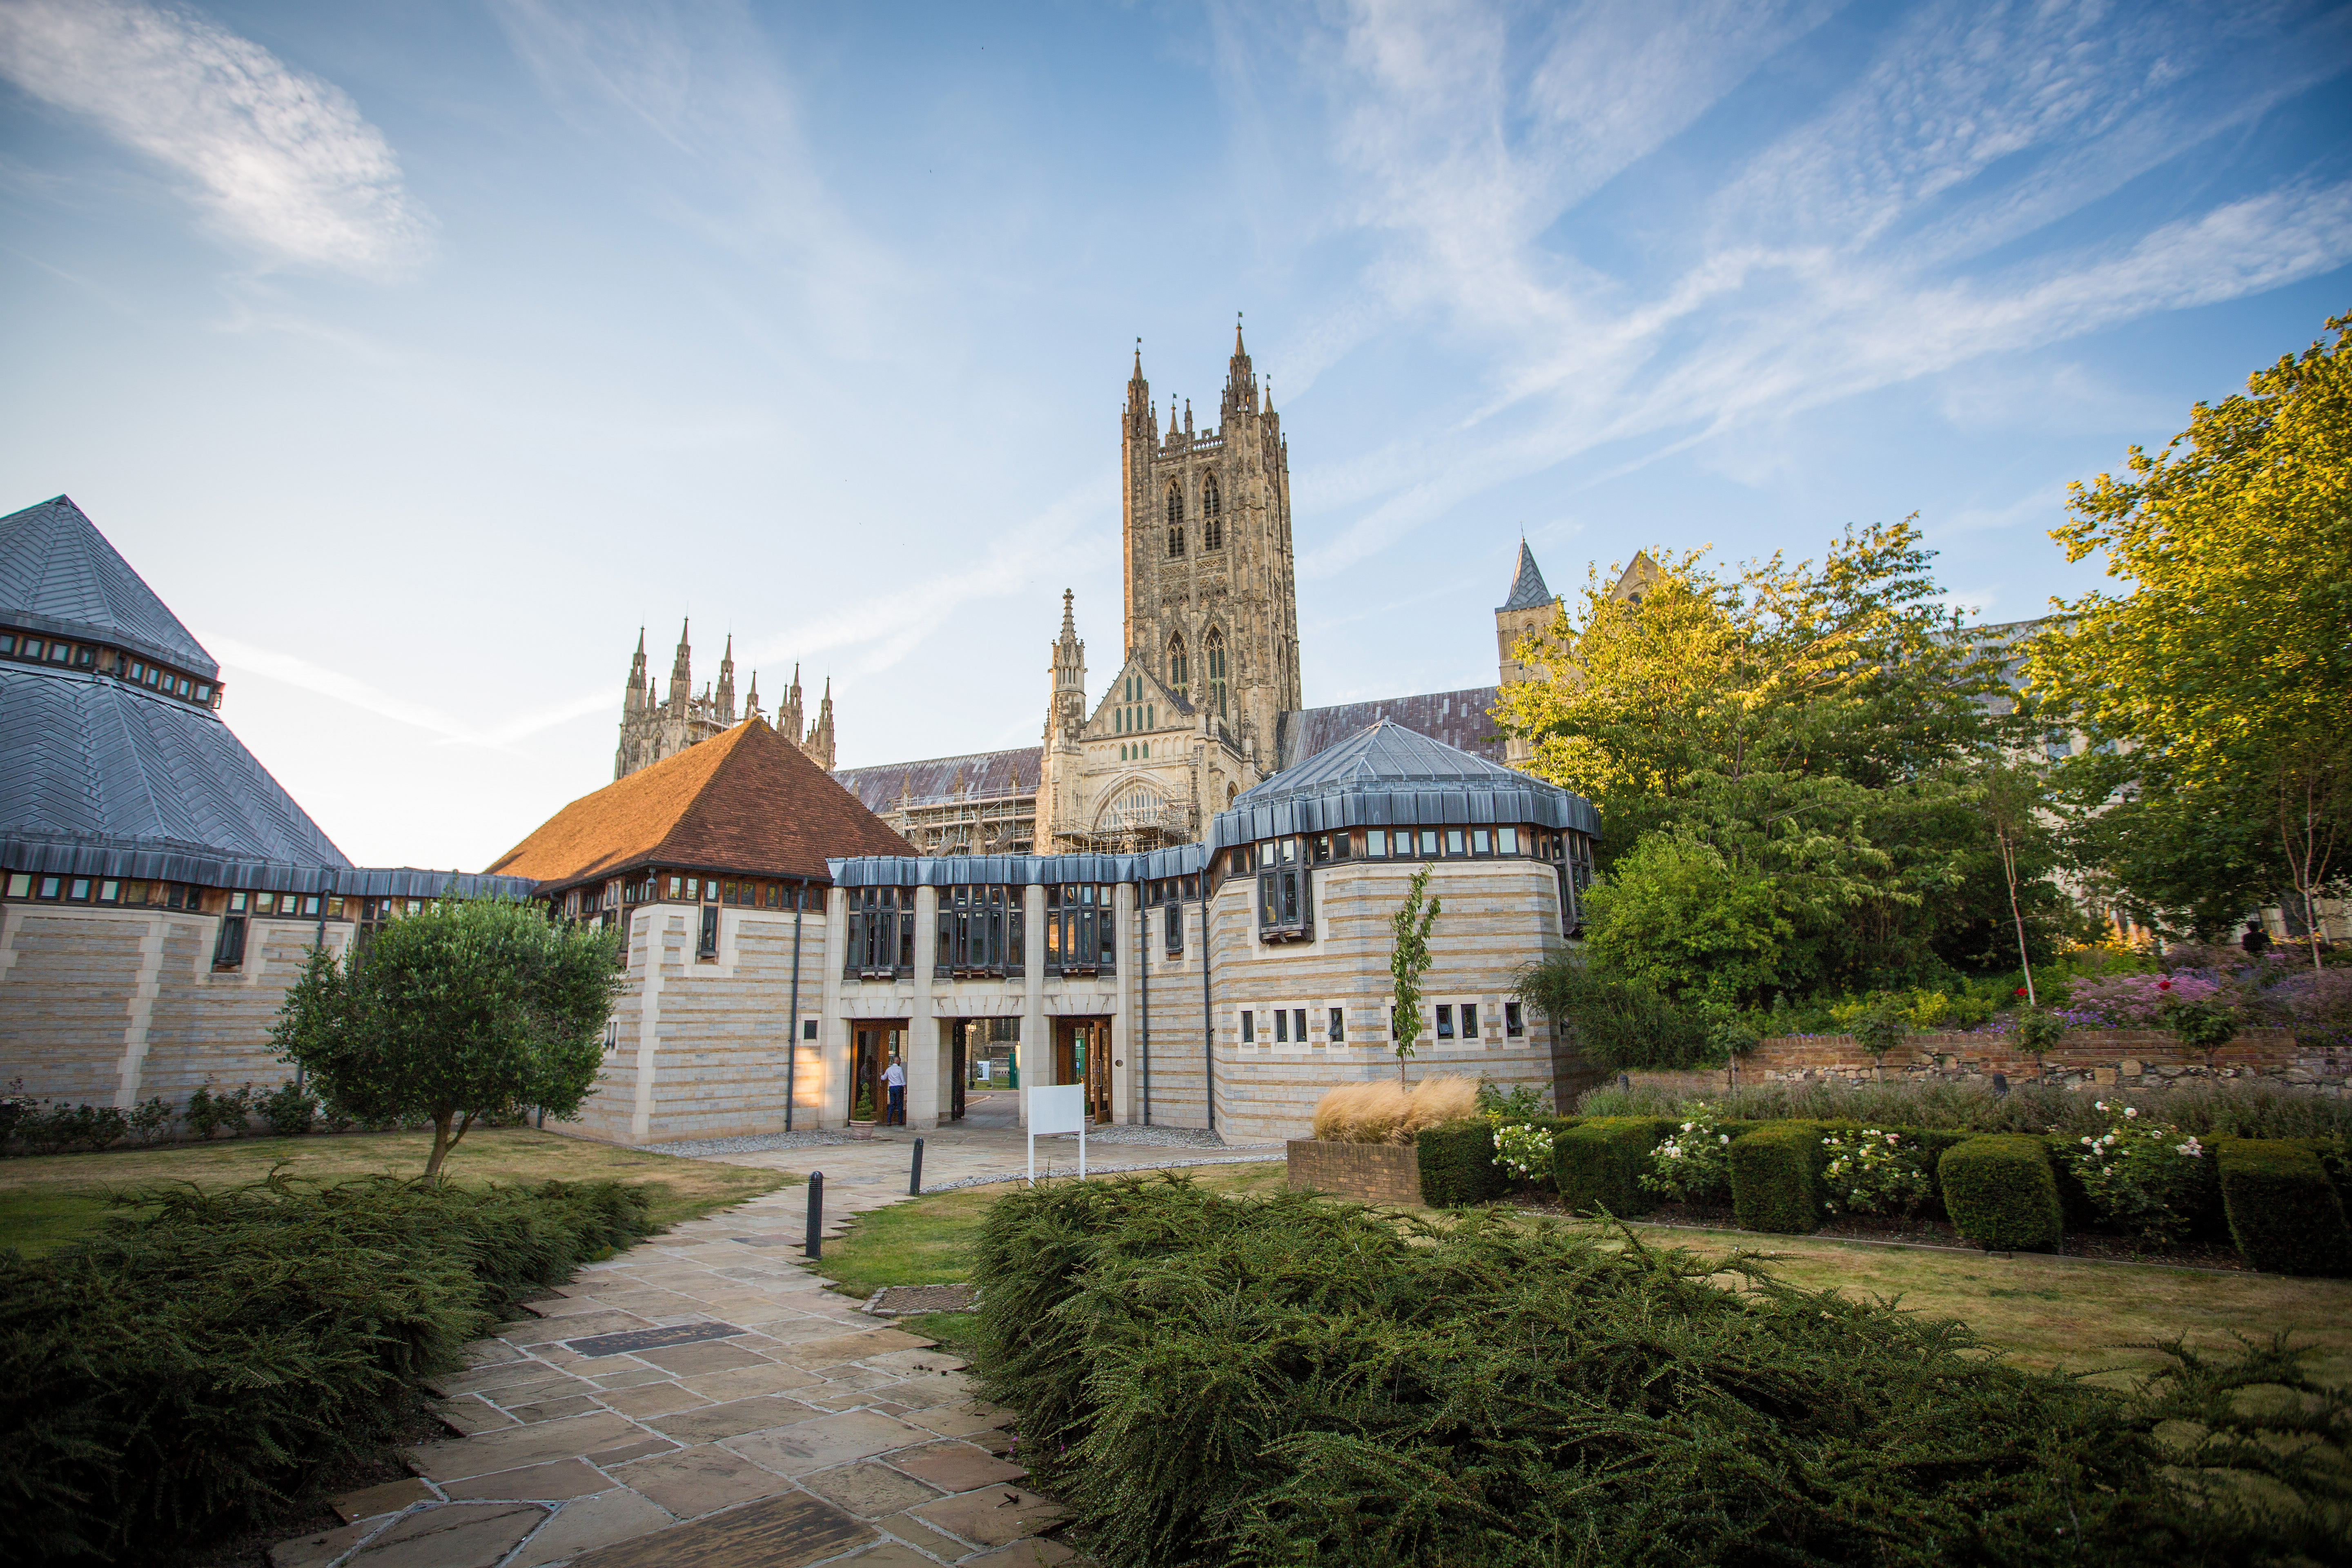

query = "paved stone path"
[[264, 1125, 1281, 1568]]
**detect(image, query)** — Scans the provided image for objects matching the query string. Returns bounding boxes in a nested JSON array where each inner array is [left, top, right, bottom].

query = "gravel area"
[[636, 1129, 866, 1157], [1085, 1124, 1279, 1149]]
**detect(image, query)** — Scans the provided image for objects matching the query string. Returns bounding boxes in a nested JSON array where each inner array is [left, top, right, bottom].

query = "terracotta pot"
[[849, 1119, 877, 1141]]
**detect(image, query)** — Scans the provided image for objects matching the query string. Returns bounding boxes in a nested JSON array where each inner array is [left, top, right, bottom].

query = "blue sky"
[[3, 0, 2347, 870]]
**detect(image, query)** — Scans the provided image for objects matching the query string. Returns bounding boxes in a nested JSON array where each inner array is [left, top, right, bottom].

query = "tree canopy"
[[1495, 518, 2065, 1003], [273, 895, 625, 1175], [2028, 313, 2352, 960]]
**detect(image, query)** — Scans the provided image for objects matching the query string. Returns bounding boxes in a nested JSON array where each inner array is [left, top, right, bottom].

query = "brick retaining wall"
[[1286, 1139, 1424, 1205], [1610, 1026, 2347, 1100]]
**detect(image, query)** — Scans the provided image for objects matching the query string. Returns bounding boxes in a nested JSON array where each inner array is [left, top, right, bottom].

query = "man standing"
[[2243, 921, 2272, 958], [883, 1055, 907, 1126]]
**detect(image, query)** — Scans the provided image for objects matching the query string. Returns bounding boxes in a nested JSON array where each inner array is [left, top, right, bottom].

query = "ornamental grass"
[[0, 1172, 658, 1562], [1308, 1077, 1477, 1143], [968, 1174, 2349, 1568]]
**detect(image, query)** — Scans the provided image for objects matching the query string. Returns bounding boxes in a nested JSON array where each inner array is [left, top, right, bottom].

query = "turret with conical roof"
[[1493, 537, 1561, 764]]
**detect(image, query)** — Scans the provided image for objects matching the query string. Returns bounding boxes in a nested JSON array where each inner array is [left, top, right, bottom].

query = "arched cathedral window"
[[1168, 634, 1188, 697], [1203, 478, 1222, 550], [1205, 628, 1227, 721], [1165, 485, 1184, 557]]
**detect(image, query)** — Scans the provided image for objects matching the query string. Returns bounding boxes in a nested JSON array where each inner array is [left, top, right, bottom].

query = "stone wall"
[[1209, 858, 1579, 1144], [1610, 1026, 2347, 1102], [1285, 1139, 1423, 1205]]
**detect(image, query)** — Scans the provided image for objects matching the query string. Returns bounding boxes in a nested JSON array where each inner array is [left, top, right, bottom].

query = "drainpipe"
[[786, 878, 806, 1131], [1138, 896, 1151, 1126], [1201, 875, 1215, 1134]]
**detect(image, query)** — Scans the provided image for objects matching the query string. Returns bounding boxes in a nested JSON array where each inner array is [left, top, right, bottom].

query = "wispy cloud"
[[204, 633, 604, 751], [1259, 0, 2352, 576], [0, 0, 434, 277]]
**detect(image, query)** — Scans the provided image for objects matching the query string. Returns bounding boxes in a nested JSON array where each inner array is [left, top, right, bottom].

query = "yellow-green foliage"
[[1310, 1078, 1477, 1144]]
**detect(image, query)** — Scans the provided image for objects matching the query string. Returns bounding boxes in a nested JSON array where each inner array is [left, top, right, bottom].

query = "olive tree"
[[273, 895, 624, 1176]]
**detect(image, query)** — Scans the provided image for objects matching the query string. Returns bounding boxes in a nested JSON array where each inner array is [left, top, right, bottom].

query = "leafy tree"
[[1388, 864, 1440, 1085], [1494, 518, 2050, 997], [1512, 953, 1713, 1073], [1582, 831, 1788, 1007], [2029, 314, 2352, 971], [273, 896, 624, 1176]]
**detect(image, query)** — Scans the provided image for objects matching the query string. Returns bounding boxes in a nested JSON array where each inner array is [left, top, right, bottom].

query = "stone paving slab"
[[257, 1129, 1287, 1565]]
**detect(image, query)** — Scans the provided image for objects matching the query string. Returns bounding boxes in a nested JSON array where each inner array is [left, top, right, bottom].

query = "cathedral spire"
[[668, 619, 692, 714], [624, 626, 648, 714], [716, 633, 737, 723], [1224, 311, 1256, 419]]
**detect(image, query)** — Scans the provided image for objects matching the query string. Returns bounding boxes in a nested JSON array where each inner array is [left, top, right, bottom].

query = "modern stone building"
[[0, 496, 526, 1110]]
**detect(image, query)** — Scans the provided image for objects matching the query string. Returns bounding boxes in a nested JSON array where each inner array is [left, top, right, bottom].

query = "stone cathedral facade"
[[613, 621, 834, 780]]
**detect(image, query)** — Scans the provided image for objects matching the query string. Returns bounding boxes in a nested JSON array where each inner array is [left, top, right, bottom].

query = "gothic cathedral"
[[613, 621, 834, 780]]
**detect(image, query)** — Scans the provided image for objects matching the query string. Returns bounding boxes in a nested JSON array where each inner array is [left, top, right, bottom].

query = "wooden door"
[[852, 1023, 903, 1122], [1054, 1018, 1114, 1125]]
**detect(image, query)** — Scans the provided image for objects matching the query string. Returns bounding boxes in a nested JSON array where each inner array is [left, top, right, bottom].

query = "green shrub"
[[964, 1174, 2343, 1567], [1415, 1118, 1515, 1207], [1553, 1118, 1671, 1215], [1941, 1136, 2064, 1251], [1639, 1104, 1734, 1203], [256, 1080, 318, 1138], [127, 1097, 173, 1146], [0, 1174, 658, 1561], [183, 1082, 255, 1141], [2218, 1140, 2352, 1277], [1728, 1121, 1824, 1233]]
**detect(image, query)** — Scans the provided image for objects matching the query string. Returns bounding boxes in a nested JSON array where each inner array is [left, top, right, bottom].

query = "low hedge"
[[1728, 1122, 1826, 1233], [1416, 1119, 1510, 1207], [1940, 1136, 2063, 1252], [0, 1174, 659, 1562], [1552, 1118, 1673, 1216], [2218, 1140, 2352, 1277], [964, 1173, 2343, 1566]]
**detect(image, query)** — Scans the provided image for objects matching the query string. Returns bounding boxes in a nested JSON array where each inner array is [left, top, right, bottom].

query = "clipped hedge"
[[1941, 1136, 2064, 1252], [1415, 1118, 1512, 1207], [964, 1173, 2342, 1566], [0, 1174, 659, 1562], [1553, 1117, 1673, 1216], [1728, 1121, 1826, 1233], [2218, 1140, 2352, 1277]]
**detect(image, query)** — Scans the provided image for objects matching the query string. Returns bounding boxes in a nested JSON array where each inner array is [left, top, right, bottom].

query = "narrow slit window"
[[1436, 1004, 1454, 1040]]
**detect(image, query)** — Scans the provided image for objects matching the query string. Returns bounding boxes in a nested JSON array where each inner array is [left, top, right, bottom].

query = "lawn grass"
[[812, 1162, 2352, 1393], [0, 1127, 795, 1254], [817, 1162, 1288, 1300]]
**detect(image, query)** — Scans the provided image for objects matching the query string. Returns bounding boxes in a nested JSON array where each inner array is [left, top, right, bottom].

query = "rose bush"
[[2064, 1101, 2206, 1247], [1819, 1128, 1932, 1218], [1490, 1122, 1557, 1183], [1639, 1105, 1732, 1203]]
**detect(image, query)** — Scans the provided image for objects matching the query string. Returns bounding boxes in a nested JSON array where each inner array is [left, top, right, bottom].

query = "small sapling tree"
[[1389, 863, 1441, 1085], [273, 895, 624, 1177]]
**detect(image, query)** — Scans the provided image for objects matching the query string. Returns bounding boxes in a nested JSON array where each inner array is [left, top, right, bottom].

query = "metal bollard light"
[[910, 1136, 924, 1196], [804, 1170, 823, 1261]]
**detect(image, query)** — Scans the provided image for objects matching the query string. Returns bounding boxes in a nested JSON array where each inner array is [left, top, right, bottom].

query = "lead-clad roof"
[[1499, 540, 1552, 612], [0, 496, 220, 679], [1216, 717, 1598, 847], [0, 663, 352, 885]]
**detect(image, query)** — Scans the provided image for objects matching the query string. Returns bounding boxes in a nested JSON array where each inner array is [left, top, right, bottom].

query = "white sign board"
[[1027, 1082, 1089, 1182]]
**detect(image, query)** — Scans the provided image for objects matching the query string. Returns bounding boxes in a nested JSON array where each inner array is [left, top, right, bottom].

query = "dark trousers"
[[887, 1085, 906, 1125]]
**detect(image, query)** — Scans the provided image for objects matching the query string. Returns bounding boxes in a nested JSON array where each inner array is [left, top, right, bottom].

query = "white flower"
[[2124, 1107, 2138, 1119], [2095, 1100, 2107, 1111], [1719, 1134, 1730, 1145]]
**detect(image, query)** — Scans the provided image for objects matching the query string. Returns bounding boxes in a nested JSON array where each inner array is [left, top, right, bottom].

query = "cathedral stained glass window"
[[1166, 485, 1184, 556], [1203, 477, 1222, 549], [1205, 630, 1227, 719]]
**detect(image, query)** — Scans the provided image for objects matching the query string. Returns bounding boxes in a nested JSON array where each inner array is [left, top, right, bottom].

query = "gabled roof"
[[0, 496, 218, 678], [488, 716, 913, 889], [1, 663, 349, 880], [1276, 686, 1506, 771], [834, 746, 1041, 813], [1087, 655, 1193, 731], [1499, 540, 1552, 612]]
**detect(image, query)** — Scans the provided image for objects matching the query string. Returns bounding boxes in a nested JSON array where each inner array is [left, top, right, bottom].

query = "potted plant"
[[850, 1085, 879, 1139]]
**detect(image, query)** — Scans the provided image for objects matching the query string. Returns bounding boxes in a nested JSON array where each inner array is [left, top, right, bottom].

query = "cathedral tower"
[[1121, 321, 1301, 766]]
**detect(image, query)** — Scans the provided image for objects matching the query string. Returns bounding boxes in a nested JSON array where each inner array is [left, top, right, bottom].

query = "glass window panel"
[[1241, 1009, 1254, 1042], [1463, 1003, 1479, 1036], [1419, 830, 1439, 856], [1274, 1009, 1289, 1042], [1329, 1007, 1345, 1042], [1436, 1004, 1454, 1039], [69, 878, 91, 901], [1506, 1002, 1524, 1036], [1471, 829, 1491, 855], [1446, 829, 1465, 856], [1499, 827, 1519, 854], [1366, 829, 1388, 857], [1294, 1008, 1307, 1042]]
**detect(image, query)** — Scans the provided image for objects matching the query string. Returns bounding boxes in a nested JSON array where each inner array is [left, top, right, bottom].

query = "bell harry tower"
[[1120, 318, 1302, 767]]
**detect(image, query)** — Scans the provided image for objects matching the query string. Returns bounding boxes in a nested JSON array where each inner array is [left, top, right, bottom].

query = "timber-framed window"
[[1044, 883, 1116, 976], [1255, 836, 1313, 943], [847, 885, 915, 979], [1203, 477, 1222, 549], [935, 883, 1022, 978]]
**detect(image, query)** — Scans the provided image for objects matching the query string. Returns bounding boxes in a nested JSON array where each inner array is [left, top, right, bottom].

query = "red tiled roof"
[[486, 717, 912, 889]]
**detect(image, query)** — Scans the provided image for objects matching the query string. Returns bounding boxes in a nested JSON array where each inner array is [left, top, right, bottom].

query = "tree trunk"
[[1997, 829, 2036, 1006], [425, 1113, 454, 1178]]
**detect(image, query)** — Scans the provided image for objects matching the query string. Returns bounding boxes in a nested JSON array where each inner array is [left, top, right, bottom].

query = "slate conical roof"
[[487, 716, 914, 890], [0, 496, 218, 678], [1220, 717, 1598, 846], [1499, 540, 1552, 613]]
